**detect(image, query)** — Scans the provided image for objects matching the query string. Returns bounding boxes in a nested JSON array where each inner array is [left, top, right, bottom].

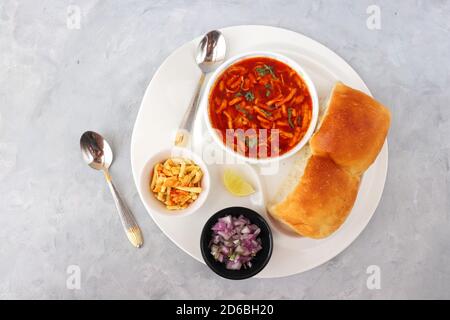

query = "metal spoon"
[[80, 131, 143, 248], [174, 30, 226, 146]]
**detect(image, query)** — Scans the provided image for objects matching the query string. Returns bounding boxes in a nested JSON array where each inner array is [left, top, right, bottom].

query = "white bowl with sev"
[[139, 147, 210, 216]]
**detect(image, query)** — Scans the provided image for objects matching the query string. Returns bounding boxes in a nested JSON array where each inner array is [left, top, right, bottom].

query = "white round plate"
[[131, 25, 388, 278]]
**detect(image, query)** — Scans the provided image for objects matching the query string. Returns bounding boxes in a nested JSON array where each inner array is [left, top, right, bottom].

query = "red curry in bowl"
[[208, 57, 313, 159]]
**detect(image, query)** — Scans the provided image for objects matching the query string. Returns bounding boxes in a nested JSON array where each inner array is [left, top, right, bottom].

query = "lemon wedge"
[[223, 169, 255, 197]]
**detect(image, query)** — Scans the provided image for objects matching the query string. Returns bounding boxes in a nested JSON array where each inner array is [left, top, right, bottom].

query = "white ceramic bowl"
[[202, 51, 319, 164], [138, 147, 210, 217]]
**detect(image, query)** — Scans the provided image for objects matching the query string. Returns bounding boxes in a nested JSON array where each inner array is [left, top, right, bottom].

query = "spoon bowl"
[[80, 131, 113, 170], [196, 30, 227, 73]]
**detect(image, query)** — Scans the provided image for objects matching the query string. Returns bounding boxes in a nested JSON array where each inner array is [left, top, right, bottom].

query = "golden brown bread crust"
[[270, 156, 360, 239], [269, 82, 391, 238], [310, 82, 391, 175]]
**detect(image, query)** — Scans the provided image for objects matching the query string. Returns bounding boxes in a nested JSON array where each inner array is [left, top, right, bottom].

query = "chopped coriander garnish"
[[245, 91, 255, 102], [266, 65, 277, 79], [235, 92, 243, 97], [255, 67, 266, 77], [255, 65, 277, 79], [265, 90, 271, 97], [264, 83, 272, 89], [288, 108, 295, 129]]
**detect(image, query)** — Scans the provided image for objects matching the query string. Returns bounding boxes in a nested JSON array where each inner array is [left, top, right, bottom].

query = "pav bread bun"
[[268, 82, 391, 238], [270, 155, 360, 238], [310, 82, 391, 175]]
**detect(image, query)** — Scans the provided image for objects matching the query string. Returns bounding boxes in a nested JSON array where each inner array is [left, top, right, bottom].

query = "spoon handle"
[[103, 169, 143, 248], [174, 73, 206, 146]]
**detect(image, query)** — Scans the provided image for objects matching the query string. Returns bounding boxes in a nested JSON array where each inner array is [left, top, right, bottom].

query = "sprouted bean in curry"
[[208, 57, 313, 158]]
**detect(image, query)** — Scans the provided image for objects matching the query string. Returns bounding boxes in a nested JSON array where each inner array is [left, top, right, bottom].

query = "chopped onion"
[[209, 214, 263, 270]]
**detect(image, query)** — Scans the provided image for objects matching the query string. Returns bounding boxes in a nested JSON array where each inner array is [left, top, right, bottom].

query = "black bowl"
[[200, 206, 273, 280]]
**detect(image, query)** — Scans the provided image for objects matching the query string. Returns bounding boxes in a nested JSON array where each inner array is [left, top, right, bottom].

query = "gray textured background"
[[1, 0, 449, 299]]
